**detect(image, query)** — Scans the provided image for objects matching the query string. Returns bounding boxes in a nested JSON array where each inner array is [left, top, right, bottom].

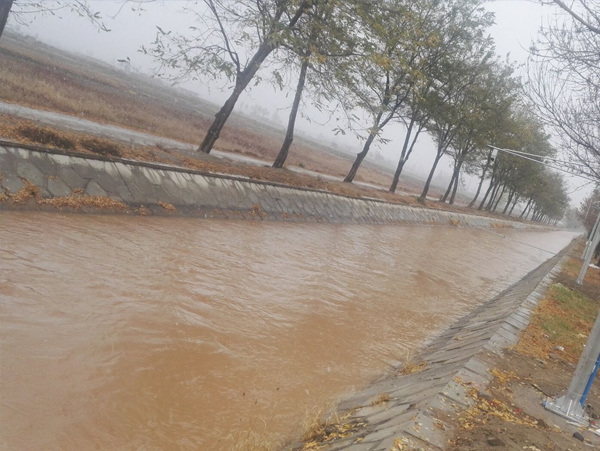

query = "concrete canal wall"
[[297, 243, 572, 451], [1, 141, 544, 229]]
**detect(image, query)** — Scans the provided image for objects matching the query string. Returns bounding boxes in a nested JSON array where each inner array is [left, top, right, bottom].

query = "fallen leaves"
[[3, 179, 127, 211], [300, 411, 367, 450], [370, 393, 391, 407], [389, 436, 418, 451], [158, 201, 176, 211], [458, 388, 538, 431], [400, 361, 427, 375]]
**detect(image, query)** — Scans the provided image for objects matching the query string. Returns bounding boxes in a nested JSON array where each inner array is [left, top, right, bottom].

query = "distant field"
[[0, 31, 448, 198]]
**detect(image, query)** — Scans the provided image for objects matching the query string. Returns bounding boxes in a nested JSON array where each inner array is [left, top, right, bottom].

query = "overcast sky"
[[7, 0, 592, 206]]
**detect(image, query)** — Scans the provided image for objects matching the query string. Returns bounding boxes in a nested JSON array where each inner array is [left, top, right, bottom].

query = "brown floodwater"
[[0, 212, 576, 450]]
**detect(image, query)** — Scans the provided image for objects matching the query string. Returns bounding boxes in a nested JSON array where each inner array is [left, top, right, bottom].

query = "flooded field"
[[0, 212, 576, 449]]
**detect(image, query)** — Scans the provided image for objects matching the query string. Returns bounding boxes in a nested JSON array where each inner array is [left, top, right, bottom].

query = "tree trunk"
[[199, 42, 273, 154], [469, 175, 485, 208], [508, 195, 520, 215], [345, 135, 375, 183], [525, 206, 533, 220], [469, 153, 493, 208], [389, 117, 415, 193], [344, 111, 384, 183], [502, 190, 515, 215], [449, 158, 466, 205], [525, 203, 534, 220], [441, 169, 457, 202], [418, 148, 444, 202], [520, 198, 533, 218], [478, 177, 495, 211], [492, 184, 506, 212], [484, 181, 500, 211], [0, 0, 13, 38], [273, 57, 309, 168]]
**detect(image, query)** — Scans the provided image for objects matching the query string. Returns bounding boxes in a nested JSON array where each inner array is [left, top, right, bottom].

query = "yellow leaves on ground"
[[400, 361, 427, 375]]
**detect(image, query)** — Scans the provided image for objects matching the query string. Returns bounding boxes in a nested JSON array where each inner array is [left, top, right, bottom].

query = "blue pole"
[[580, 351, 600, 407]]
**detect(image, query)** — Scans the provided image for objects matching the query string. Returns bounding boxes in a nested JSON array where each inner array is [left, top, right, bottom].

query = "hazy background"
[[6, 0, 592, 206]]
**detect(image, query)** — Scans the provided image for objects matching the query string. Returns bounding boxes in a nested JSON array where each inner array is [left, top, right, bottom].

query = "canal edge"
[[290, 240, 575, 451], [1, 141, 550, 229]]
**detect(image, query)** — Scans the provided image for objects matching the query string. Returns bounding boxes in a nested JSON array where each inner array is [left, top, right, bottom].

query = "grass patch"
[[517, 276, 600, 363], [457, 384, 539, 431]]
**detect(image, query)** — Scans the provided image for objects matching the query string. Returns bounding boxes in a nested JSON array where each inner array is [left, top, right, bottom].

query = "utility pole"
[[545, 203, 600, 424], [577, 202, 600, 285], [545, 310, 600, 425], [483, 146, 600, 426]]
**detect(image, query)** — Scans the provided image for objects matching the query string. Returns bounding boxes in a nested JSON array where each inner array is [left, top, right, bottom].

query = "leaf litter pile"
[[3, 180, 128, 212]]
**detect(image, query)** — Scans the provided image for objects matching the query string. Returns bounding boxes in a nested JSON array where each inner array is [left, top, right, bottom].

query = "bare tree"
[[146, 0, 309, 154], [527, 0, 600, 180], [0, 0, 109, 38]]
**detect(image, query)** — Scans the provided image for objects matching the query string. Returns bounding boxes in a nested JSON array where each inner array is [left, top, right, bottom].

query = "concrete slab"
[[48, 177, 71, 197], [30, 153, 57, 176], [47, 154, 70, 166], [16, 160, 45, 187], [0, 149, 17, 172], [360, 424, 401, 444], [59, 166, 87, 190], [366, 404, 411, 426], [404, 411, 448, 449], [85, 180, 107, 197], [1, 173, 24, 193]]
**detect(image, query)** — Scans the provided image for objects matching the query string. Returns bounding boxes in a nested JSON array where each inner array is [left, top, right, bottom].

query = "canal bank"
[[1, 141, 546, 228], [291, 241, 577, 451]]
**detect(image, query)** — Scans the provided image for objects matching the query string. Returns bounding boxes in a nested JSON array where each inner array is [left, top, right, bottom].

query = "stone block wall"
[[0, 142, 545, 229]]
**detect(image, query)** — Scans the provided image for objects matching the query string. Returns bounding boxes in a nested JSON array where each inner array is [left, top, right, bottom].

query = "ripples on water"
[[0, 212, 575, 449]]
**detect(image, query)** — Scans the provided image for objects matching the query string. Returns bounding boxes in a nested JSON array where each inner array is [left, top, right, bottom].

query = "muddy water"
[[0, 212, 575, 449]]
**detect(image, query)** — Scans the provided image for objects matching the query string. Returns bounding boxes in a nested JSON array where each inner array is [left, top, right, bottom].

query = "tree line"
[[142, 0, 571, 223], [3, 0, 586, 224]]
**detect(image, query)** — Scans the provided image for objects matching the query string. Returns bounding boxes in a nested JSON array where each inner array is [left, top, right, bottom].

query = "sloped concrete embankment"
[[1, 141, 542, 228], [299, 244, 572, 451]]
